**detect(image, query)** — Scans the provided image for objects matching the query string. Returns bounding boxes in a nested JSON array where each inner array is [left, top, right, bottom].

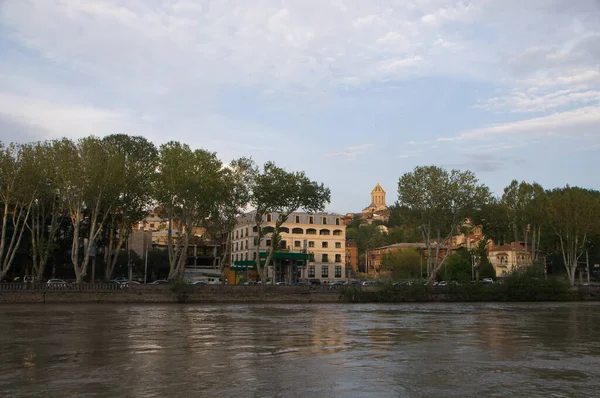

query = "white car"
[[482, 278, 494, 284]]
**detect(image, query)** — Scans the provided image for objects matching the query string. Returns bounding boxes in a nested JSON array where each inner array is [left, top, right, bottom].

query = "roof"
[[374, 242, 428, 250], [371, 182, 386, 194]]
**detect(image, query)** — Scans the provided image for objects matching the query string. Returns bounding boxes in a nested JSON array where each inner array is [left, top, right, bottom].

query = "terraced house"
[[230, 211, 347, 283]]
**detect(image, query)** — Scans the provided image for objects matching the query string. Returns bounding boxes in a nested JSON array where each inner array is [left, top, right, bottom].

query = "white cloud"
[[327, 144, 373, 159]]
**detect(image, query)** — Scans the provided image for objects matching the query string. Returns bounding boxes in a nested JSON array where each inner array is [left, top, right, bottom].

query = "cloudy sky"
[[1, 0, 599, 213]]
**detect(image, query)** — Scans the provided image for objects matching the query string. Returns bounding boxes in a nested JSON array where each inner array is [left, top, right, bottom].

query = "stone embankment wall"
[[0, 284, 345, 304]]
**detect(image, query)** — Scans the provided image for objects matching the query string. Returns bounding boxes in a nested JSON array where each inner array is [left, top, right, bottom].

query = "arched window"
[[292, 228, 304, 234], [278, 227, 290, 234], [306, 228, 317, 235], [333, 229, 343, 236], [319, 229, 330, 236]]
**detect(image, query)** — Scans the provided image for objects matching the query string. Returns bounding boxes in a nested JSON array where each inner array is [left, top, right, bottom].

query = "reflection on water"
[[1, 303, 600, 397]]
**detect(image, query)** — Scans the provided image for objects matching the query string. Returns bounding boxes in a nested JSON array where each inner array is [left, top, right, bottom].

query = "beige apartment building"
[[231, 211, 347, 283]]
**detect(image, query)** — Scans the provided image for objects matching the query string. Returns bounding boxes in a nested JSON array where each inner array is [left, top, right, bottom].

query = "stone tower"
[[371, 183, 386, 207]]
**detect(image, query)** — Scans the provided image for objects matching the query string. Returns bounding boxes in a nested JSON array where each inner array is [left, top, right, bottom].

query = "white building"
[[231, 211, 347, 283]]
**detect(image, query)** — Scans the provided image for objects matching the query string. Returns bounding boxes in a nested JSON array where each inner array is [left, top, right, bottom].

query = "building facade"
[[231, 211, 347, 283]]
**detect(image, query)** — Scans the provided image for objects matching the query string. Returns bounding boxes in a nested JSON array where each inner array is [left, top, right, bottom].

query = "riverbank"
[[1, 283, 599, 304]]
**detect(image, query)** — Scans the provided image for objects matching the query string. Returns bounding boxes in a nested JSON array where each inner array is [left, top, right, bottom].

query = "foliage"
[[154, 142, 224, 280], [437, 251, 472, 282], [381, 249, 422, 280], [397, 165, 491, 283], [546, 186, 600, 286], [251, 162, 330, 283]]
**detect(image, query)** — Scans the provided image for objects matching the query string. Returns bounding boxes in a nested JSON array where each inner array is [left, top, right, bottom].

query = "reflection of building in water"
[[310, 311, 347, 353]]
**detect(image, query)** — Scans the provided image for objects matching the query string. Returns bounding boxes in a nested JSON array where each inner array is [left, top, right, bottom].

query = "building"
[[230, 211, 347, 283], [362, 183, 387, 214], [345, 240, 359, 274], [488, 242, 532, 276]]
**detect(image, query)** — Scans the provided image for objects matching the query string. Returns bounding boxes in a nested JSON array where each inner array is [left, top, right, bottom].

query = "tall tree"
[[100, 134, 158, 281], [397, 166, 490, 283], [54, 137, 124, 283], [154, 142, 224, 280], [501, 180, 548, 265], [23, 141, 64, 282], [251, 162, 330, 284], [0, 143, 35, 280], [547, 186, 600, 286], [202, 157, 256, 283]]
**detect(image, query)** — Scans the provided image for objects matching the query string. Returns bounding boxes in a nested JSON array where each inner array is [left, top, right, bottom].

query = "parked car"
[[482, 278, 494, 284], [292, 281, 309, 286], [243, 281, 259, 285], [308, 279, 322, 285], [329, 281, 345, 289], [438, 281, 448, 287], [150, 280, 169, 285], [113, 277, 128, 284], [192, 281, 208, 285], [46, 279, 66, 287], [23, 275, 34, 284], [276, 282, 291, 286], [362, 281, 377, 286]]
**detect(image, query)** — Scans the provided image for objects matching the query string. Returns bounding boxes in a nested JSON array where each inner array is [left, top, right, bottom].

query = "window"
[[236, 242, 239, 251], [245, 227, 248, 236], [322, 254, 329, 262], [295, 215, 300, 223], [292, 228, 303, 234], [235, 254, 238, 261], [231, 254, 234, 263], [335, 242, 341, 249], [267, 214, 272, 222], [333, 229, 342, 236], [319, 229, 330, 235], [241, 229, 244, 238], [245, 253, 248, 261], [280, 240, 286, 249], [322, 242, 328, 248], [306, 228, 316, 235], [253, 252, 257, 260], [236, 230, 239, 239], [335, 254, 342, 263], [308, 266, 315, 278], [336, 218, 340, 225], [309, 216, 314, 224], [253, 237, 258, 246], [321, 265, 329, 278], [294, 241, 301, 248], [335, 266, 342, 278], [149, 223, 155, 228], [308, 241, 315, 248], [252, 226, 258, 233], [322, 217, 327, 224], [266, 240, 271, 247], [240, 241, 243, 250]]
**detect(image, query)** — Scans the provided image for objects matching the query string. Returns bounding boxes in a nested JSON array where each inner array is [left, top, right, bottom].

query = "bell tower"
[[371, 183, 386, 207]]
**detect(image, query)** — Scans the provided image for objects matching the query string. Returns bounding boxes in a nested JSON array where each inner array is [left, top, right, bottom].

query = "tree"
[[154, 142, 224, 280], [251, 162, 330, 284], [100, 135, 158, 281], [202, 157, 256, 283], [397, 166, 491, 283], [23, 141, 65, 282], [54, 137, 124, 283], [437, 250, 472, 282], [0, 143, 36, 280], [501, 180, 548, 265], [547, 186, 600, 286], [381, 248, 422, 280]]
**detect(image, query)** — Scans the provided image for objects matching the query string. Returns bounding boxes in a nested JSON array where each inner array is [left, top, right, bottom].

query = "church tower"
[[371, 183, 386, 207]]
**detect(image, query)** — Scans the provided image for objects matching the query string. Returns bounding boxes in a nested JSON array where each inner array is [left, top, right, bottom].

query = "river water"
[[1, 302, 600, 397]]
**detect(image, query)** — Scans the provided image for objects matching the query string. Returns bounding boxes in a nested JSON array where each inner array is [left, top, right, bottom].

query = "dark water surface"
[[1, 302, 600, 397]]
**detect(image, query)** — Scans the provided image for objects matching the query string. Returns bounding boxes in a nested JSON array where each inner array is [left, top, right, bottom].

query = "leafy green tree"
[[100, 134, 158, 281], [381, 248, 422, 279], [23, 141, 64, 282], [54, 137, 125, 283], [397, 166, 491, 283], [0, 143, 36, 280], [202, 157, 256, 282], [547, 186, 600, 286], [251, 162, 330, 283], [437, 251, 472, 282], [154, 142, 225, 280], [501, 180, 548, 264]]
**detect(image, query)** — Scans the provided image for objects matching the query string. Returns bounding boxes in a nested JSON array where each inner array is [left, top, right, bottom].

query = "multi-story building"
[[230, 211, 347, 283]]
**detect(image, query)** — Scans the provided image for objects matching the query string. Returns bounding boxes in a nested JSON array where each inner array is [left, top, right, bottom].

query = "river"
[[1, 302, 600, 397]]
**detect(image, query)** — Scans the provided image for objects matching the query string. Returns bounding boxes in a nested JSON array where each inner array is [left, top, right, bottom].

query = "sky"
[[0, 0, 599, 214]]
